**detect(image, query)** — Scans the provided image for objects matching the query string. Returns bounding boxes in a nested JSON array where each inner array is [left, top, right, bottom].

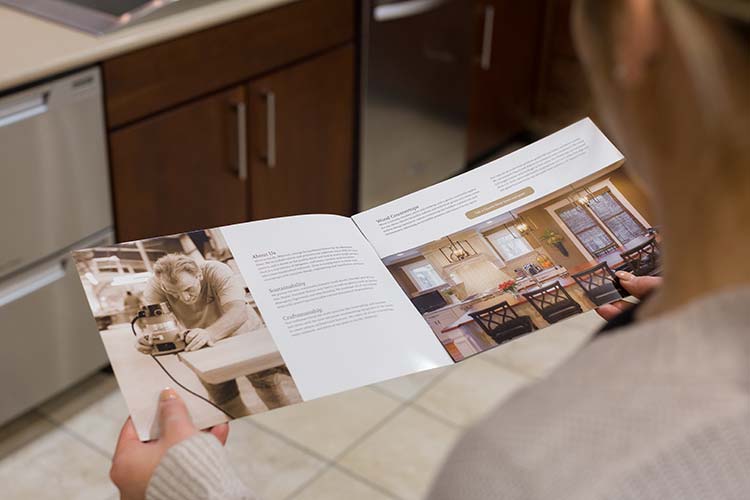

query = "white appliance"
[[0, 67, 113, 425]]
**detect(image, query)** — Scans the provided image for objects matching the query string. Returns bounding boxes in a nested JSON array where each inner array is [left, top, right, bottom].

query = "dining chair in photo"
[[522, 281, 583, 324], [572, 262, 627, 306], [591, 242, 619, 259], [469, 301, 537, 344], [620, 236, 661, 276]]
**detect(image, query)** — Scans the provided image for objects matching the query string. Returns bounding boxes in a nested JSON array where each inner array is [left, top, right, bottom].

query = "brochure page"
[[73, 215, 451, 440], [219, 215, 452, 400], [353, 118, 657, 361]]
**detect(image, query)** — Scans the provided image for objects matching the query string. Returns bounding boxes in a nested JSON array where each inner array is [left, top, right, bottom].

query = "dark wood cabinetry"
[[466, 0, 593, 163], [466, 1, 546, 163], [104, 0, 355, 242], [248, 44, 354, 220], [533, 0, 592, 134], [103, 0, 354, 128], [110, 87, 249, 241]]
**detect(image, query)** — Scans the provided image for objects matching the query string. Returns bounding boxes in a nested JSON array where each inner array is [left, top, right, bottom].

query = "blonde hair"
[[658, 0, 750, 190], [152, 254, 201, 286]]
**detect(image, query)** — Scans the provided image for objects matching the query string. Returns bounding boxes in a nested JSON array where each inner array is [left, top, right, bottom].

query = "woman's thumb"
[[158, 388, 197, 444]]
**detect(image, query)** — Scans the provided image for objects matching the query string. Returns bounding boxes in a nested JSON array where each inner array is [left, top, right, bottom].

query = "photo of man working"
[[137, 253, 295, 418]]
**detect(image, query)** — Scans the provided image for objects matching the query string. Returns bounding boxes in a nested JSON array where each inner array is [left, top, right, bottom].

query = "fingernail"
[[160, 387, 177, 402], [615, 271, 634, 280]]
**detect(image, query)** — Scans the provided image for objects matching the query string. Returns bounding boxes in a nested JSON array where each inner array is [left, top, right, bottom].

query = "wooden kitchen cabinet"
[[466, 1, 546, 163], [248, 44, 354, 220], [532, 0, 592, 134], [110, 44, 355, 241], [103, 0, 354, 128], [104, 0, 355, 241], [110, 87, 249, 241]]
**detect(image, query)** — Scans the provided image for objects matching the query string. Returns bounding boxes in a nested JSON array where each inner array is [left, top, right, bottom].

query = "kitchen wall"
[[515, 205, 590, 270], [609, 167, 655, 223]]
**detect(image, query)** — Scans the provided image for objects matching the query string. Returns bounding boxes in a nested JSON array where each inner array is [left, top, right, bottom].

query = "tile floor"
[[0, 311, 603, 500]]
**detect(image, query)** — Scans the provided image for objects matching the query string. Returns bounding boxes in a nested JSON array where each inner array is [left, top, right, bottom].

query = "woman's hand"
[[596, 271, 663, 320], [110, 388, 229, 500]]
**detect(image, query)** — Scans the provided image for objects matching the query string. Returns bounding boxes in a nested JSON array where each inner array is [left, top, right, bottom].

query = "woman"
[[110, 1, 750, 498]]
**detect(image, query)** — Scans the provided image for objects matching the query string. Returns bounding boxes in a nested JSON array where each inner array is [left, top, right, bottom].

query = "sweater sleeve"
[[147, 432, 255, 500]]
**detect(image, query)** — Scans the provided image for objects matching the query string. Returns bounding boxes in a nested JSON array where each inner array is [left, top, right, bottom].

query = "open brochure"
[[73, 118, 659, 440]]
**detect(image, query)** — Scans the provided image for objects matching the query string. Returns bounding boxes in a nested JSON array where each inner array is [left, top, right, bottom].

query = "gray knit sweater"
[[147, 286, 750, 500]]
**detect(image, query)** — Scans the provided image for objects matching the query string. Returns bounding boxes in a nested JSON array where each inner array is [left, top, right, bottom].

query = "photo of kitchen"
[[385, 165, 660, 362], [72, 229, 301, 436]]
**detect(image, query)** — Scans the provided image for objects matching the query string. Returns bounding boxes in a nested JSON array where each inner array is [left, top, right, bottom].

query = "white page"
[[353, 118, 624, 258], [220, 214, 453, 401]]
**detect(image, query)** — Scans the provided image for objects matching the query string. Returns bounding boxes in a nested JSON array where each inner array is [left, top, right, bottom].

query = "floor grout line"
[[282, 462, 335, 500], [330, 463, 404, 500], [240, 417, 336, 466], [407, 403, 466, 430], [475, 354, 546, 380], [36, 412, 113, 460], [285, 370, 454, 500], [281, 401, 410, 500], [367, 384, 416, 402]]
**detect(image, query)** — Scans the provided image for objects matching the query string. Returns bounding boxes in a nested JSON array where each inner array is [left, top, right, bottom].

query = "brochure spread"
[[72, 118, 658, 440]]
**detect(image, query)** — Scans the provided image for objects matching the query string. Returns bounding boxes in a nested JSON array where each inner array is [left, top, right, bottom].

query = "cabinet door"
[[110, 87, 249, 241], [467, 1, 546, 162], [248, 44, 354, 220], [532, 0, 592, 133]]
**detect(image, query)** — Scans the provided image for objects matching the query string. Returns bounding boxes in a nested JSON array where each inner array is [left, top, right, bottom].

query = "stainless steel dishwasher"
[[359, 0, 473, 209], [0, 67, 114, 425]]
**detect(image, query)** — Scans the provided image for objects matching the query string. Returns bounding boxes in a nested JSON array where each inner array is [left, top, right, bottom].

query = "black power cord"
[[131, 316, 237, 420]]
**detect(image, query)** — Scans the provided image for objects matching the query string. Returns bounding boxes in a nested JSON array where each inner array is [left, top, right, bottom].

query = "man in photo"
[[137, 253, 294, 417]]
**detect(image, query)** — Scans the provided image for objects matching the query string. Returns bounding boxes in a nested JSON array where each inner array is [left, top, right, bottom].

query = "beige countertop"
[[0, 0, 297, 92]]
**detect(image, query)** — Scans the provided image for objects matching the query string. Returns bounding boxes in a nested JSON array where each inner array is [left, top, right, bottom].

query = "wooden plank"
[[103, 0, 354, 128], [178, 327, 285, 384]]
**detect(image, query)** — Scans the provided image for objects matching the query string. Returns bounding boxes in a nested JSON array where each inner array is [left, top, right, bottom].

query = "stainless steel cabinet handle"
[[480, 5, 495, 70], [234, 102, 248, 180], [263, 92, 277, 168], [0, 259, 66, 308], [0, 92, 49, 128], [374, 0, 448, 22]]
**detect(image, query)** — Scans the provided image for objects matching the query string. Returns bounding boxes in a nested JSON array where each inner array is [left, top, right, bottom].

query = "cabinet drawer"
[[103, 0, 354, 128]]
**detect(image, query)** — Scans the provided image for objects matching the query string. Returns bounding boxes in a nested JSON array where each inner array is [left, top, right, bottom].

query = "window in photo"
[[556, 188, 647, 257], [402, 260, 445, 291], [588, 190, 647, 245], [556, 204, 617, 257], [486, 228, 533, 261]]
